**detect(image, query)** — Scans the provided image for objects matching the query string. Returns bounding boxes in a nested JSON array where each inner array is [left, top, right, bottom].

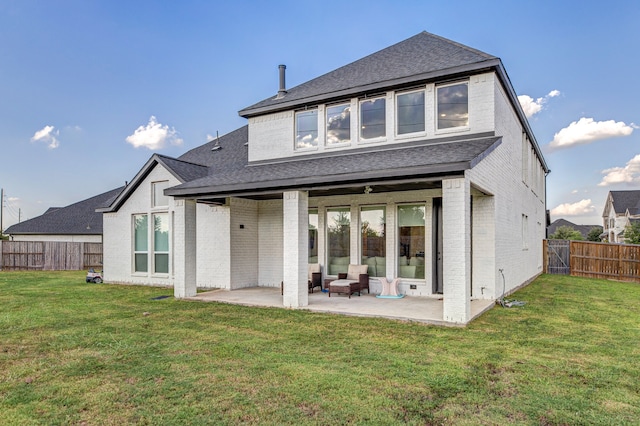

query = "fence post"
[[0, 240, 3, 270]]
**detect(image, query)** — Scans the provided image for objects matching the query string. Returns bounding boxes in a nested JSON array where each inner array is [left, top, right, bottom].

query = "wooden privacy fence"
[[544, 239, 640, 283], [0, 241, 102, 271]]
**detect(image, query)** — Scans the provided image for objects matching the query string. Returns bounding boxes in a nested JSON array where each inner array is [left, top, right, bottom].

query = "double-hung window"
[[436, 81, 469, 130], [295, 109, 318, 149], [153, 213, 169, 274], [326, 103, 351, 145], [133, 214, 148, 273], [360, 97, 386, 140], [396, 90, 425, 135]]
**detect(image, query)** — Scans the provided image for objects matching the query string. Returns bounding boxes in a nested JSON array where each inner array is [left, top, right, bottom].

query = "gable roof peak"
[[239, 31, 498, 118]]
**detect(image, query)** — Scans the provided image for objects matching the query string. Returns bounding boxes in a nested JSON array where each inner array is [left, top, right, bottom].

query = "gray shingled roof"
[[166, 133, 501, 198], [155, 154, 209, 182], [239, 31, 498, 118], [546, 218, 601, 239], [5, 187, 124, 236], [610, 190, 640, 215]]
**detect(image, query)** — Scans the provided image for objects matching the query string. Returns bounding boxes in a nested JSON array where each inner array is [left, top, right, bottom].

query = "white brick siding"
[[248, 74, 496, 163]]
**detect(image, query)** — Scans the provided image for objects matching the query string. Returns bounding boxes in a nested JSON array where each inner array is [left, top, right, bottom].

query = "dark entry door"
[[433, 198, 443, 294]]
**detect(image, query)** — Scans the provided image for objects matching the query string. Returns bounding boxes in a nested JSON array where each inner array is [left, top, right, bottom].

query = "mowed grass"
[[0, 272, 639, 425]]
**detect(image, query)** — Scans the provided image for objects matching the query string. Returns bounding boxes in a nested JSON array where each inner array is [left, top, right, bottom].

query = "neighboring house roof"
[[547, 219, 601, 239], [5, 187, 124, 236], [607, 190, 640, 216], [166, 132, 501, 198]]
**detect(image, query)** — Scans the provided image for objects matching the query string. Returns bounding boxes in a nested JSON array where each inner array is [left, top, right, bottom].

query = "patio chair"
[[308, 263, 322, 293], [328, 264, 369, 298]]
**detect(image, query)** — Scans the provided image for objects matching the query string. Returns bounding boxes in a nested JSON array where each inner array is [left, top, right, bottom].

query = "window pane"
[[296, 110, 318, 149], [398, 205, 425, 279], [326, 103, 351, 145], [153, 181, 170, 207], [154, 254, 169, 274], [134, 214, 148, 251], [309, 210, 319, 263], [153, 213, 169, 252], [397, 91, 425, 134], [361, 207, 386, 277], [360, 98, 386, 139], [135, 253, 148, 273], [327, 208, 350, 275], [437, 83, 468, 129]]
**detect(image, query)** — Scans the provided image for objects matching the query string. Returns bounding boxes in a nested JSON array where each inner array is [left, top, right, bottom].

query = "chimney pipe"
[[277, 64, 287, 98]]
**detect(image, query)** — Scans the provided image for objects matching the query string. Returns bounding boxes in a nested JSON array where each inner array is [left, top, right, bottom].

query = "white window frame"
[[325, 102, 351, 146], [359, 96, 387, 143], [133, 213, 149, 274], [152, 181, 170, 208], [435, 80, 469, 133], [395, 88, 426, 138], [152, 212, 170, 275], [294, 109, 319, 151]]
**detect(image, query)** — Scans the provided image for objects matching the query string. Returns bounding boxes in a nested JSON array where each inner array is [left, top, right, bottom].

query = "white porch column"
[[174, 199, 197, 298], [442, 177, 471, 323], [283, 190, 309, 307]]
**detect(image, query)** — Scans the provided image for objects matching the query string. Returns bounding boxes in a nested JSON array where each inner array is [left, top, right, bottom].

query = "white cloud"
[[8, 197, 19, 202], [571, 189, 578, 194], [549, 118, 634, 150], [518, 90, 560, 118], [598, 154, 640, 186], [125, 116, 184, 150], [551, 199, 595, 216], [31, 125, 60, 149]]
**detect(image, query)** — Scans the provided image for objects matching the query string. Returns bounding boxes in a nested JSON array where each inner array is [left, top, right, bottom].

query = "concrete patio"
[[186, 287, 495, 326]]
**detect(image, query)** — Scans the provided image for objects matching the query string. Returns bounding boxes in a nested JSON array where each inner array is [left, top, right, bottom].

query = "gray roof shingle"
[[610, 190, 640, 215], [166, 133, 501, 197], [5, 187, 124, 236], [239, 31, 498, 117]]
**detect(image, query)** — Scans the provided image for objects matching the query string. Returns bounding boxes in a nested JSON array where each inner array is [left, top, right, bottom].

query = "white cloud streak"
[[599, 154, 640, 186], [518, 90, 560, 118], [551, 199, 595, 216], [549, 118, 635, 150], [31, 125, 60, 149], [125, 116, 184, 150]]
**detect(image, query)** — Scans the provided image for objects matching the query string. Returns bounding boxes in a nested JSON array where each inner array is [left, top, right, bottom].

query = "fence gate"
[[545, 239, 570, 275]]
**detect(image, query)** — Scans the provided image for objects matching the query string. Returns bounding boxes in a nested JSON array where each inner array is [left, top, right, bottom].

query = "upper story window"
[[360, 97, 386, 140], [153, 181, 170, 208], [326, 103, 351, 145], [437, 81, 469, 130], [295, 109, 318, 150], [396, 90, 425, 135]]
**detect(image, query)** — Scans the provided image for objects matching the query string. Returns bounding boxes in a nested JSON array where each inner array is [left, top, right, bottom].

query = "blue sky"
[[1, 0, 639, 229]]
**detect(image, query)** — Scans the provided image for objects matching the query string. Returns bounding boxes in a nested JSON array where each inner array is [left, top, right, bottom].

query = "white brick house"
[[99, 32, 548, 324], [602, 190, 640, 243]]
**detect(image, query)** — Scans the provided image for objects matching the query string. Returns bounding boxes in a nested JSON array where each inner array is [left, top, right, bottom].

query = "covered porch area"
[[186, 287, 495, 326]]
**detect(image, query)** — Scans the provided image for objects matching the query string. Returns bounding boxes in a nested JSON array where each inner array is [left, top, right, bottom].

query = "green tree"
[[623, 222, 640, 244], [549, 225, 583, 240], [586, 226, 604, 242]]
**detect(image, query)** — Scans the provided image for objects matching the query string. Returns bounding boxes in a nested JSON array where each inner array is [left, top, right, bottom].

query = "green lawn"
[[0, 271, 638, 425]]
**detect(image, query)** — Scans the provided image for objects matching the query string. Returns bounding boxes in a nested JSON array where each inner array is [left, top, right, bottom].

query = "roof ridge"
[[155, 153, 209, 168]]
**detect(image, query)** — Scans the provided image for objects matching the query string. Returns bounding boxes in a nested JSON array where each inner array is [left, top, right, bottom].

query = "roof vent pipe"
[[277, 64, 287, 98]]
